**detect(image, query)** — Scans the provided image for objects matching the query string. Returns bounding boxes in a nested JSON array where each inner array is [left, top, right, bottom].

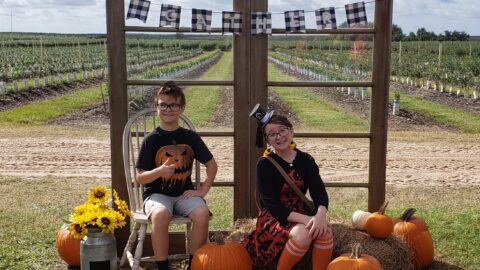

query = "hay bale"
[[228, 219, 415, 270]]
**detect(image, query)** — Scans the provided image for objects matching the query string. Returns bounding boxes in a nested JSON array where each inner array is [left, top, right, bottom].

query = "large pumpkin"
[[327, 243, 383, 270], [191, 235, 252, 270], [394, 208, 434, 268], [55, 225, 81, 266], [365, 201, 393, 239]]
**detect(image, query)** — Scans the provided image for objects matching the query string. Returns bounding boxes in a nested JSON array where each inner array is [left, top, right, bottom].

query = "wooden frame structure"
[[107, 0, 393, 255]]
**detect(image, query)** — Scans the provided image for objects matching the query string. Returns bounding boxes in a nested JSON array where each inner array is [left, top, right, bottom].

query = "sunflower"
[[96, 209, 126, 233], [87, 186, 110, 204], [113, 190, 132, 218], [68, 222, 87, 240]]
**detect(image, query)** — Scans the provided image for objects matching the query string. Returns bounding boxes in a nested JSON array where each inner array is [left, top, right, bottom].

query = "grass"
[[183, 51, 232, 126], [268, 63, 368, 132], [0, 85, 107, 125], [1, 175, 478, 269], [392, 92, 480, 133]]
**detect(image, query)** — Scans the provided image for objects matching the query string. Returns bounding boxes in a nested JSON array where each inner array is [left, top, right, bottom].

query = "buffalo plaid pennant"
[[315, 7, 337, 29], [192, 9, 212, 32], [345, 2, 367, 27], [222, 11, 242, 34], [159, 4, 181, 29], [126, 0, 150, 23], [284, 10, 305, 33], [251, 12, 272, 35]]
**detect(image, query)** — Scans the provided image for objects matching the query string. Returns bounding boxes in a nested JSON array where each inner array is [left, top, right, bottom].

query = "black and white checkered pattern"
[[284, 10, 305, 33], [159, 4, 181, 29], [222, 11, 242, 34], [126, 0, 150, 23], [251, 12, 272, 35], [192, 9, 212, 32], [345, 2, 367, 27], [315, 7, 337, 29]]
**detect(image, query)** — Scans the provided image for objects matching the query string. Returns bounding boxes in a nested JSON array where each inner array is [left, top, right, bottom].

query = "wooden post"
[[106, 0, 129, 255], [233, 0, 268, 219], [368, 0, 393, 212]]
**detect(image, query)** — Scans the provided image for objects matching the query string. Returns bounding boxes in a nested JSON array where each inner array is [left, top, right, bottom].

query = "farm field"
[[0, 33, 479, 269]]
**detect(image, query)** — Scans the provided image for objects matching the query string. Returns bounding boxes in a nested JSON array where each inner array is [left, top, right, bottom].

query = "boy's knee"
[[151, 207, 172, 226], [188, 206, 210, 223]]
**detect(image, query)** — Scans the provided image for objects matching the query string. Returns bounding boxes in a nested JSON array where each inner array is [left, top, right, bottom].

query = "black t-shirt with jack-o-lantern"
[[136, 127, 213, 200]]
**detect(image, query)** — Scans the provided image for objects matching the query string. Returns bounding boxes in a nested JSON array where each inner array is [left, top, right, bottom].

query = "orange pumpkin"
[[55, 225, 81, 266], [365, 201, 393, 239], [394, 208, 434, 268], [192, 235, 252, 270], [327, 243, 383, 270]]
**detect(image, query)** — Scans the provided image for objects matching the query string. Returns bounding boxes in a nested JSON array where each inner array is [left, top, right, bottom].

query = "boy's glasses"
[[157, 103, 182, 112], [266, 127, 291, 140]]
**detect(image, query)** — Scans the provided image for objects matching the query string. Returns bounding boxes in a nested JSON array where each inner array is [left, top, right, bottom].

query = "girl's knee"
[[316, 227, 333, 241], [290, 225, 312, 247]]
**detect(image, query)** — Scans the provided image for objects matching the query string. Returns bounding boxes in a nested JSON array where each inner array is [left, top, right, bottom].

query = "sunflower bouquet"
[[67, 186, 132, 239]]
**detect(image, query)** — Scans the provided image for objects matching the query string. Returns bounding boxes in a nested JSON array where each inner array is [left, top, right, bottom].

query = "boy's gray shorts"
[[143, 193, 207, 219]]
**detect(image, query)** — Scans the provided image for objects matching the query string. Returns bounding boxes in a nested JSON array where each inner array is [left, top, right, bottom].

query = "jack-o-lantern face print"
[[155, 144, 194, 187]]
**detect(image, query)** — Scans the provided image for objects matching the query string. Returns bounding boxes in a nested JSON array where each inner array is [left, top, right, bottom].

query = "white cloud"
[[0, 0, 478, 34]]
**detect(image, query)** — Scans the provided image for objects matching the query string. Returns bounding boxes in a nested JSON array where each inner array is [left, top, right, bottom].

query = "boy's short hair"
[[154, 81, 186, 105]]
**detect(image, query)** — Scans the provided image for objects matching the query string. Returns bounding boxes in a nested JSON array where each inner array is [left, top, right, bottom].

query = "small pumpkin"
[[191, 234, 252, 270], [351, 210, 371, 230], [327, 243, 383, 270], [365, 201, 393, 239], [394, 208, 434, 268], [55, 224, 81, 266]]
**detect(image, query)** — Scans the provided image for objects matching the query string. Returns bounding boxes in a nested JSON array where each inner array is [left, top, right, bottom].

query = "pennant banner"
[[222, 11, 242, 34], [345, 1, 367, 27], [126, 1, 368, 34], [251, 12, 272, 35], [126, 0, 151, 23], [159, 4, 181, 29], [315, 7, 337, 30], [284, 10, 306, 33], [192, 9, 212, 32]]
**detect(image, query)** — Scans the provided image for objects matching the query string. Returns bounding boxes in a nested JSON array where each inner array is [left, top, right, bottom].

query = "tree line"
[[392, 25, 470, 41]]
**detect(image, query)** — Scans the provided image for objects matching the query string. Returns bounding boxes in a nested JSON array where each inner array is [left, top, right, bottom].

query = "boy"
[[136, 81, 217, 270]]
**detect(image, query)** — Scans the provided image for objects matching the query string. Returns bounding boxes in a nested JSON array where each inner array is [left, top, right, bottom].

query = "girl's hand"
[[305, 214, 329, 239]]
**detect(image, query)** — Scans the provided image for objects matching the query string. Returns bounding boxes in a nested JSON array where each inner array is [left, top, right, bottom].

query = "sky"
[[0, 0, 479, 36]]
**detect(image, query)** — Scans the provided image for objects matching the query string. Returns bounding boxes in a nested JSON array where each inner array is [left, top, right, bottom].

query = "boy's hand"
[[159, 157, 176, 179], [182, 188, 207, 198]]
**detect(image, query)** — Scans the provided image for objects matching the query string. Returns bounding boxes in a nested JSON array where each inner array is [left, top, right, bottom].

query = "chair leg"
[[121, 221, 140, 267], [132, 224, 147, 270], [185, 222, 192, 256]]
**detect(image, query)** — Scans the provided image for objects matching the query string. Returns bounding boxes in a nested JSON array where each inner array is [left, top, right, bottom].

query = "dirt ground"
[[1, 131, 479, 188], [1, 67, 479, 187]]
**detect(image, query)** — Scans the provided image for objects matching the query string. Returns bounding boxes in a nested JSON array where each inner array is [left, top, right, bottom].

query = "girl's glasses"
[[266, 127, 290, 140]]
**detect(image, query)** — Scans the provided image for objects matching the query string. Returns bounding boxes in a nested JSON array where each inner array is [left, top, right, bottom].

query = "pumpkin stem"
[[349, 243, 362, 259], [400, 208, 416, 221], [213, 232, 225, 245], [378, 200, 389, 215]]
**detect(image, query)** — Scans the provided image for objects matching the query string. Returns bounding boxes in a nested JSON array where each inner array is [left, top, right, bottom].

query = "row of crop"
[[0, 42, 202, 81], [269, 51, 370, 101], [0, 49, 206, 94], [275, 47, 479, 100]]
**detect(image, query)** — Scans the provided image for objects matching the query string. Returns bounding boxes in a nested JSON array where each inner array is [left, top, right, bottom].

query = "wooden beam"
[[368, 0, 393, 212], [267, 81, 373, 88], [106, 0, 129, 255], [124, 26, 375, 35], [233, 0, 253, 219], [248, 0, 269, 217], [126, 79, 235, 86]]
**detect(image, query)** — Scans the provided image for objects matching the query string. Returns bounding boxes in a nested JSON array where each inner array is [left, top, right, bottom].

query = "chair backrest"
[[122, 108, 200, 214]]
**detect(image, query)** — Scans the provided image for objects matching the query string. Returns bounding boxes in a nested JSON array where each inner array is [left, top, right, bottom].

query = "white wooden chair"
[[120, 108, 201, 269]]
